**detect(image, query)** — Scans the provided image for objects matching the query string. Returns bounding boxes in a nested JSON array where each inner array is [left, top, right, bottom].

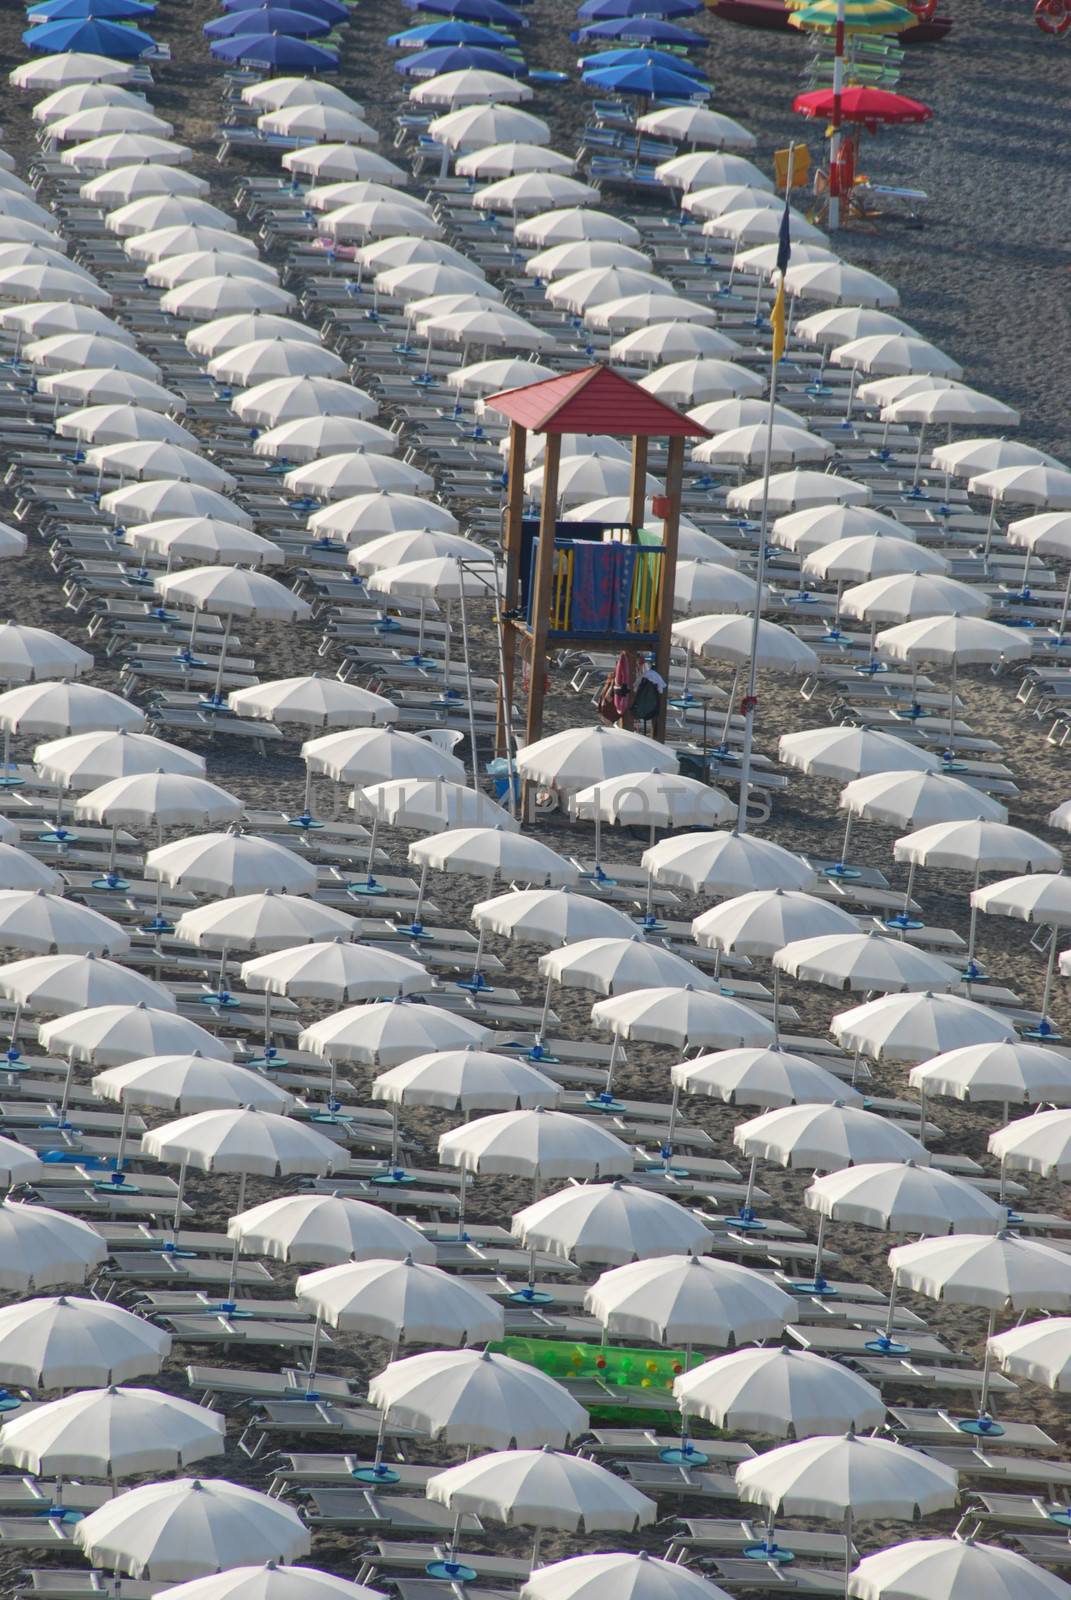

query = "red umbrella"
[[793, 86, 933, 132]]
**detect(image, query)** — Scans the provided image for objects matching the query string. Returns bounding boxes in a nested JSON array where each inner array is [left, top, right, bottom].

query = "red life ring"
[[1036, 0, 1071, 35], [906, 0, 938, 21]]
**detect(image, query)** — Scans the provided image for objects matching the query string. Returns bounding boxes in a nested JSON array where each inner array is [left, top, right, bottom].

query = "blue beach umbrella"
[[402, 0, 528, 28], [221, 0, 346, 13], [583, 57, 710, 95], [580, 45, 708, 77], [578, 0, 701, 17], [209, 31, 339, 66], [26, 0, 155, 20], [576, 15, 705, 42], [205, 6, 334, 37], [395, 42, 525, 73], [22, 15, 158, 52], [389, 20, 514, 46]]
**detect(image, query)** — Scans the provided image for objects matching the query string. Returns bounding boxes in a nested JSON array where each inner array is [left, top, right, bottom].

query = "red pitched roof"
[[484, 364, 709, 439]]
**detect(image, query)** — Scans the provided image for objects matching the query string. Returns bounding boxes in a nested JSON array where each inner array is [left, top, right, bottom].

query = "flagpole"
[[736, 151, 792, 839], [828, 0, 847, 229]]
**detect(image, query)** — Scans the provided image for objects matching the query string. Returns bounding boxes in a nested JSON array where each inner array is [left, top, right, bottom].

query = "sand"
[[0, 0, 1069, 1581]]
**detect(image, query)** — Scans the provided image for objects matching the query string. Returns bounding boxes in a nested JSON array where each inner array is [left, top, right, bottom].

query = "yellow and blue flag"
[[770, 195, 792, 365]]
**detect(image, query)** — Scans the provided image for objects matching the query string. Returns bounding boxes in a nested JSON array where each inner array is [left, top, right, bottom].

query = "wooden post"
[[496, 420, 527, 757], [653, 433, 685, 743], [628, 434, 648, 532], [524, 431, 561, 750]]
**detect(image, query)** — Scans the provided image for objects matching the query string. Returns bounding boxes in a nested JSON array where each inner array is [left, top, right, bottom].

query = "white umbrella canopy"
[[0, 1386, 224, 1478], [774, 932, 961, 994], [60, 134, 192, 172], [546, 264, 669, 313], [281, 145, 407, 184], [571, 771, 735, 832], [76, 772, 243, 829], [989, 1108, 1071, 1178], [513, 1180, 711, 1265], [726, 470, 870, 515], [209, 339, 348, 389], [673, 614, 819, 673], [675, 1346, 885, 1439], [0, 890, 129, 956], [681, 183, 780, 220], [932, 439, 1059, 479], [125, 224, 257, 264], [0, 624, 91, 685], [87, 442, 236, 491], [457, 142, 574, 179], [429, 103, 551, 152], [49, 102, 173, 141], [643, 359, 767, 410], [428, 1449, 656, 1532], [355, 235, 476, 273], [643, 830, 818, 896], [611, 321, 746, 366], [439, 1108, 633, 1180], [369, 1347, 589, 1448], [44, 369, 186, 414], [840, 572, 988, 624], [0, 1294, 170, 1388], [0, 952, 174, 1017], [232, 377, 377, 428], [160, 277, 298, 322], [146, 833, 317, 897], [475, 173, 599, 213], [473, 888, 636, 947], [73, 1479, 311, 1580], [831, 334, 963, 379], [258, 107, 379, 145], [35, 729, 204, 791], [692, 889, 859, 957], [364, 554, 499, 602], [802, 535, 949, 584], [806, 1161, 1006, 1234], [321, 200, 442, 243], [638, 103, 757, 149], [690, 397, 807, 433], [585, 1253, 794, 1346], [586, 292, 718, 333], [797, 308, 917, 349], [968, 463, 1071, 508], [779, 727, 937, 782], [735, 1103, 929, 1171], [592, 986, 774, 1050], [411, 68, 534, 107], [100, 481, 253, 527], [60, 406, 198, 450], [0, 1135, 43, 1184], [373, 264, 498, 308], [974, 872, 1071, 926], [889, 1231, 1071, 1313], [909, 1041, 1071, 1106], [12, 54, 137, 90], [297, 1256, 504, 1343], [540, 936, 716, 997], [0, 681, 144, 737], [773, 503, 915, 556], [350, 530, 493, 576], [187, 313, 320, 361], [876, 614, 1031, 668], [519, 1561, 714, 1600], [93, 1055, 293, 1115], [228, 676, 398, 729], [672, 1047, 863, 1109], [0, 845, 60, 893], [417, 306, 552, 352], [410, 827, 578, 887], [129, 519, 283, 569], [162, 1572, 384, 1600], [0, 1200, 106, 1290], [241, 941, 428, 1004], [355, 777, 515, 833], [106, 195, 236, 238], [0, 264, 111, 308], [736, 1433, 958, 1519], [657, 151, 771, 191], [849, 1537, 1071, 1600], [174, 892, 360, 953], [82, 164, 211, 205], [253, 415, 398, 463], [516, 724, 678, 793], [228, 1194, 434, 1266], [303, 724, 466, 785], [703, 206, 828, 246], [40, 1004, 233, 1066], [301, 1000, 489, 1066], [988, 1318, 1071, 1396], [833, 991, 1018, 1064], [307, 490, 457, 542], [526, 239, 651, 279], [242, 77, 365, 111], [0, 522, 26, 562], [693, 423, 830, 469], [154, 566, 310, 622], [883, 386, 1020, 429], [374, 1049, 559, 1112], [24, 332, 159, 377], [142, 1108, 341, 1179], [784, 261, 900, 308], [841, 770, 1007, 830], [526, 452, 658, 504], [446, 358, 555, 397]]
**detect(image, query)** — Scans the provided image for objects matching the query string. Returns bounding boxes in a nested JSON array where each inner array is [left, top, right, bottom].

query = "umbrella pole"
[[772, 967, 781, 1042], [391, 1103, 400, 1169], [843, 366, 858, 422], [115, 1099, 131, 1172], [262, 990, 272, 1056], [811, 1211, 827, 1290], [6, 1002, 20, 1063], [225, 1171, 247, 1304], [742, 1152, 759, 1220], [534, 975, 554, 1052], [209, 611, 234, 708], [408, 862, 429, 937], [463, 927, 486, 993], [530, 1527, 542, 1572], [58, 1052, 75, 1123], [1039, 922, 1058, 1033], [172, 1160, 187, 1233], [602, 1033, 620, 1099], [917, 1081, 927, 1151], [964, 862, 982, 982], [1059, 567, 1071, 641], [455, 571, 480, 785], [663, 1083, 680, 1170], [307, 1314, 323, 1384], [947, 653, 958, 754], [301, 761, 314, 823], [719, 666, 739, 753], [982, 496, 998, 561], [842, 1508, 853, 1600], [968, 1307, 1002, 1432], [456, 1167, 467, 1239], [910, 424, 926, 491]]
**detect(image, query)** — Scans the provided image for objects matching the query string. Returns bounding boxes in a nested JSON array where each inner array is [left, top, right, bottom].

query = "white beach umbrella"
[[0, 1136, 42, 1184], [989, 1108, 1071, 1178], [411, 69, 534, 107], [230, 676, 396, 731], [355, 777, 514, 834], [301, 1000, 489, 1067], [100, 481, 253, 527], [241, 937, 428, 1005], [418, 306, 551, 351], [540, 936, 715, 997], [458, 142, 574, 179], [644, 360, 766, 410], [932, 438, 1057, 478], [106, 195, 234, 237], [59, 406, 197, 450], [516, 724, 677, 793], [308, 491, 457, 541], [974, 873, 1071, 1025], [175, 891, 359, 953], [187, 313, 319, 360], [253, 415, 397, 462], [779, 727, 937, 782], [849, 1537, 1071, 1600], [841, 770, 1007, 832], [674, 614, 819, 674], [693, 889, 858, 957], [526, 239, 650, 279], [784, 261, 899, 308], [60, 134, 192, 172], [280, 145, 407, 184], [0, 681, 143, 739], [374, 1049, 558, 1113], [0, 952, 173, 1018], [774, 931, 961, 994], [73, 1479, 310, 1580], [0, 523, 26, 562], [349, 531, 490, 576], [147, 834, 317, 898], [258, 106, 378, 144], [41, 1004, 232, 1067], [439, 1108, 632, 1180], [321, 200, 442, 242], [475, 173, 598, 213], [35, 729, 204, 791], [694, 423, 830, 468], [876, 613, 1031, 667], [209, 338, 346, 388], [968, 463, 1071, 508], [727, 470, 869, 515], [161, 277, 296, 321], [0, 1200, 105, 1289], [773, 503, 914, 555], [125, 224, 256, 263], [93, 1055, 292, 1115], [43, 369, 184, 414], [285, 453, 432, 498], [143, 1108, 340, 1182], [430, 102, 550, 151], [736, 1103, 929, 1171], [833, 991, 1017, 1064], [446, 358, 554, 397], [803, 535, 949, 583], [0, 846, 59, 893], [672, 1048, 862, 1109], [0, 1387, 223, 1478], [643, 830, 817, 896], [0, 1295, 170, 1389], [76, 772, 243, 830], [0, 264, 110, 308], [571, 771, 735, 835], [129, 518, 282, 568], [49, 107, 173, 143], [592, 986, 773, 1050], [547, 263, 667, 313], [883, 385, 1019, 429], [831, 334, 963, 378], [610, 321, 743, 365], [228, 1194, 434, 1266], [797, 308, 916, 348], [83, 164, 210, 204], [586, 292, 718, 332], [473, 888, 635, 949], [297, 1256, 503, 1343], [735, 1432, 958, 1521], [987, 1319, 1071, 1395], [891, 1231, 1071, 1312], [0, 890, 128, 956], [410, 827, 577, 887], [25, 332, 159, 376], [638, 104, 756, 148], [303, 724, 465, 785], [87, 442, 235, 490], [807, 1162, 1005, 1234], [586, 1253, 794, 1345], [840, 572, 988, 623], [374, 263, 495, 305], [369, 1347, 588, 1447], [909, 1041, 1071, 1107], [0, 624, 91, 685], [681, 182, 780, 219], [428, 1450, 656, 1538], [12, 55, 137, 90], [144, 1572, 380, 1600], [243, 77, 364, 110], [658, 151, 771, 190], [675, 1346, 884, 1439], [690, 398, 806, 434], [513, 1180, 711, 1265]]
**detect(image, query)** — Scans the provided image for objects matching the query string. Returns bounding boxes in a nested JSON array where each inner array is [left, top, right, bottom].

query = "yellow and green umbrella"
[[788, 0, 917, 32]]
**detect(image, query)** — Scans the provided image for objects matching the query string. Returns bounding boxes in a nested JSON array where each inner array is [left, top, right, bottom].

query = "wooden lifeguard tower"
[[484, 364, 709, 749]]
